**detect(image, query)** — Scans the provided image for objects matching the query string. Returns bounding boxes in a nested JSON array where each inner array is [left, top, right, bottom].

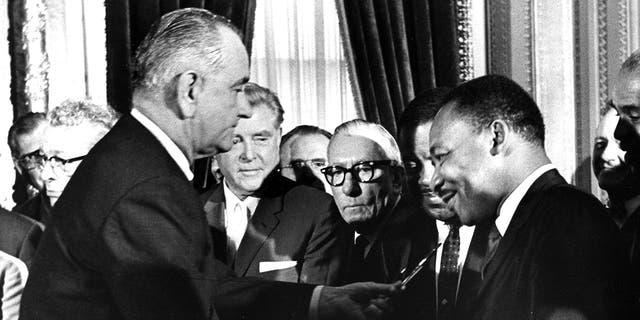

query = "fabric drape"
[[250, 0, 361, 134], [105, 0, 256, 113], [337, 0, 459, 136]]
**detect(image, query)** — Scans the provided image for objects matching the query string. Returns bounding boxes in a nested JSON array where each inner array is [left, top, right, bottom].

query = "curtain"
[[250, 0, 361, 134], [105, 0, 257, 191], [105, 0, 257, 113], [337, 0, 459, 136]]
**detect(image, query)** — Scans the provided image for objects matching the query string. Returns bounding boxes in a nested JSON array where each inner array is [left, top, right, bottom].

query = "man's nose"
[[40, 161, 56, 181], [239, 142, 256, 162], [430, 171, 444, 195], [236, 92, 252, 119], [341, 172, 360, 196]]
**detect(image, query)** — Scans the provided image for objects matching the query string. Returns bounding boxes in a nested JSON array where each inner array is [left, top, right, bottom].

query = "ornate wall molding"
[[455, 0, 473, 81], [487, 0, 534, 95]]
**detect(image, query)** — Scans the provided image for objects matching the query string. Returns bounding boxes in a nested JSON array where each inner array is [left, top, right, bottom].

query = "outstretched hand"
[[318, 281, 402, 320]]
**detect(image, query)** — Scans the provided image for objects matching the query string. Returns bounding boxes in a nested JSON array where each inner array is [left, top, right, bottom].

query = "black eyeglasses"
[[290, 159, 328, 170], [41, 154, 86, 173], [320, 160, 396, 187], [16, 149, 46, 170]]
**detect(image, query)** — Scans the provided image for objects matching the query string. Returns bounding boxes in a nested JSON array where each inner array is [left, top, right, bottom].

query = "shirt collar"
[[130, 108, 193, 181], [222, 179, 260, 216], [495, 164, 556, 236]]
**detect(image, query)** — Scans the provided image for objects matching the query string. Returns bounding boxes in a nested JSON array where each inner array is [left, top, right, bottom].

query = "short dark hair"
[[281, 125, 332, 148], [7, 112, 46, 157], [443, 74, 545, 145], [242, 82, 285, 127], [397, 87, 451, 136], [133, 8, 240, 90]]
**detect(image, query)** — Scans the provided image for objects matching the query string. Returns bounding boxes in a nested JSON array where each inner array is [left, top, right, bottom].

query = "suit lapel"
[[234, 195, 282, 276], [478, 170, 566, 294]]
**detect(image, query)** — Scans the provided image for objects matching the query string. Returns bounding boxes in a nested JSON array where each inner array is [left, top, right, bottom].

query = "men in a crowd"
[[204, 83, 349, 284], [429, 74, 630, 319], [21, 8, 397, 320], [280, 125, 332, 192], [7, 112, 50, 223], [611, 49, 640, 311], [593, 101, 640, 224], [323, 119, 431, 286], [397, 87, 489, 320]]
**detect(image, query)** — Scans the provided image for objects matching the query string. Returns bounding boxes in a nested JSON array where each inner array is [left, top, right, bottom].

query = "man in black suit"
[[429, 74, 631, 319], [611, 49, 640, 312], [397, 87, 489, 320], [8, 112, 51, 225], [203, 83, 349, 285], [323, 119, 432, 286], [21, 8, 396, 320]]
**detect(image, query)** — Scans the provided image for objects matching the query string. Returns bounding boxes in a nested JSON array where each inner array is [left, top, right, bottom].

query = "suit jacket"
[[202, 174, 350, 285], [344, 197, 434, 285], [399, 215, 491, 320], [471, 169, 632, 320], [622, 207, 640, 312], [20, 115, 313, 320], [13, 193, 51, 227], [0, 208, 42, 268]]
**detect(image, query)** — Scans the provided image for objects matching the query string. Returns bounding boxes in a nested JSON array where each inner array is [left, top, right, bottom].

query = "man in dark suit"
[[20, 8, 397, 320], [429, 75, 631, 319], [7, 112, 51, 225], [203, 83, 349, 285], [610, 49, 640, 312], [0, 208, 42, 268], [323, 119, 432, 286], [397, 87, 490, 320]]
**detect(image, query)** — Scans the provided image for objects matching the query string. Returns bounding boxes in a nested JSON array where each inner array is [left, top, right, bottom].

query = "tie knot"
[[355, 235, 369, 247]]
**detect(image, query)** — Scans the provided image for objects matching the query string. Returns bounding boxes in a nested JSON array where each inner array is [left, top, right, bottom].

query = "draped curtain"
[[105, 0, 257, 113], [105, 0, 257, 190], [250, 0, 361, 134], [337, 0, 459, 136]]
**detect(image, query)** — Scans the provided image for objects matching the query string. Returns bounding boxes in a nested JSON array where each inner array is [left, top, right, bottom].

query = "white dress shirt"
[[495, 164, 556, 236], [222, 180, 260, 257], [434, 221, 475, 305]]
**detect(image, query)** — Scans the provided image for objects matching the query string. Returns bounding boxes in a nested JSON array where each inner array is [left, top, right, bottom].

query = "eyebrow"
[[231, 77, 249, 88], [253, 130, 273, 137]]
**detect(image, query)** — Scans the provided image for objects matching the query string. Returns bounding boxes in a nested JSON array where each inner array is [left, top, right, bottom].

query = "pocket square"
[[259, 260, 297, 273]]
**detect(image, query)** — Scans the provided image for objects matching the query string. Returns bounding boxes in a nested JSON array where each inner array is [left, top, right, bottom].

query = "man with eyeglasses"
[[279, 125, 333, 193], [323, 120, 431, 301], [8, 112, 50, 222], [38, 100, 119, 211], [204, 83, 349, 285]]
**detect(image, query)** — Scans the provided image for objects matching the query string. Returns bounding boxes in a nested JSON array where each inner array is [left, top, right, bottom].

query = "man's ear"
[[176, 71, 200, 119], [489, 120, 507, 156]]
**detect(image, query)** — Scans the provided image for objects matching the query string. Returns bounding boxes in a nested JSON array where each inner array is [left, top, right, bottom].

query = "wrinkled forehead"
[[43, 124, 105, 156], [596, 108, 619, 138], [328, 134, 388, 166]]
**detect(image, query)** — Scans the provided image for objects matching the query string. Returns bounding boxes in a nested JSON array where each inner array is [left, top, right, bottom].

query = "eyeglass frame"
[[15, 149, 46, 171], [34, 152, 86, 173], [320, 160, 398, 187]]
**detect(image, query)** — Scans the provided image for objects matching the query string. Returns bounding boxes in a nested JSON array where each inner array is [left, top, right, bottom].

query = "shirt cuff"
[[308, 285, 324, 320]]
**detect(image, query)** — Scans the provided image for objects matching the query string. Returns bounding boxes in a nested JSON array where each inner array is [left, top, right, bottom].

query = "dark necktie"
[[349, 235, 369, 282], [481, 223, 502, 279], [438, 223, 460, 320]]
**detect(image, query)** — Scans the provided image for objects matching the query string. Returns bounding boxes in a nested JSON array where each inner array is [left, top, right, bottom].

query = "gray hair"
[[243, 82, 285, 127], [331, 119, 402, 165], [48, 100, 119, 136], [132, 8, 240, 90]]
